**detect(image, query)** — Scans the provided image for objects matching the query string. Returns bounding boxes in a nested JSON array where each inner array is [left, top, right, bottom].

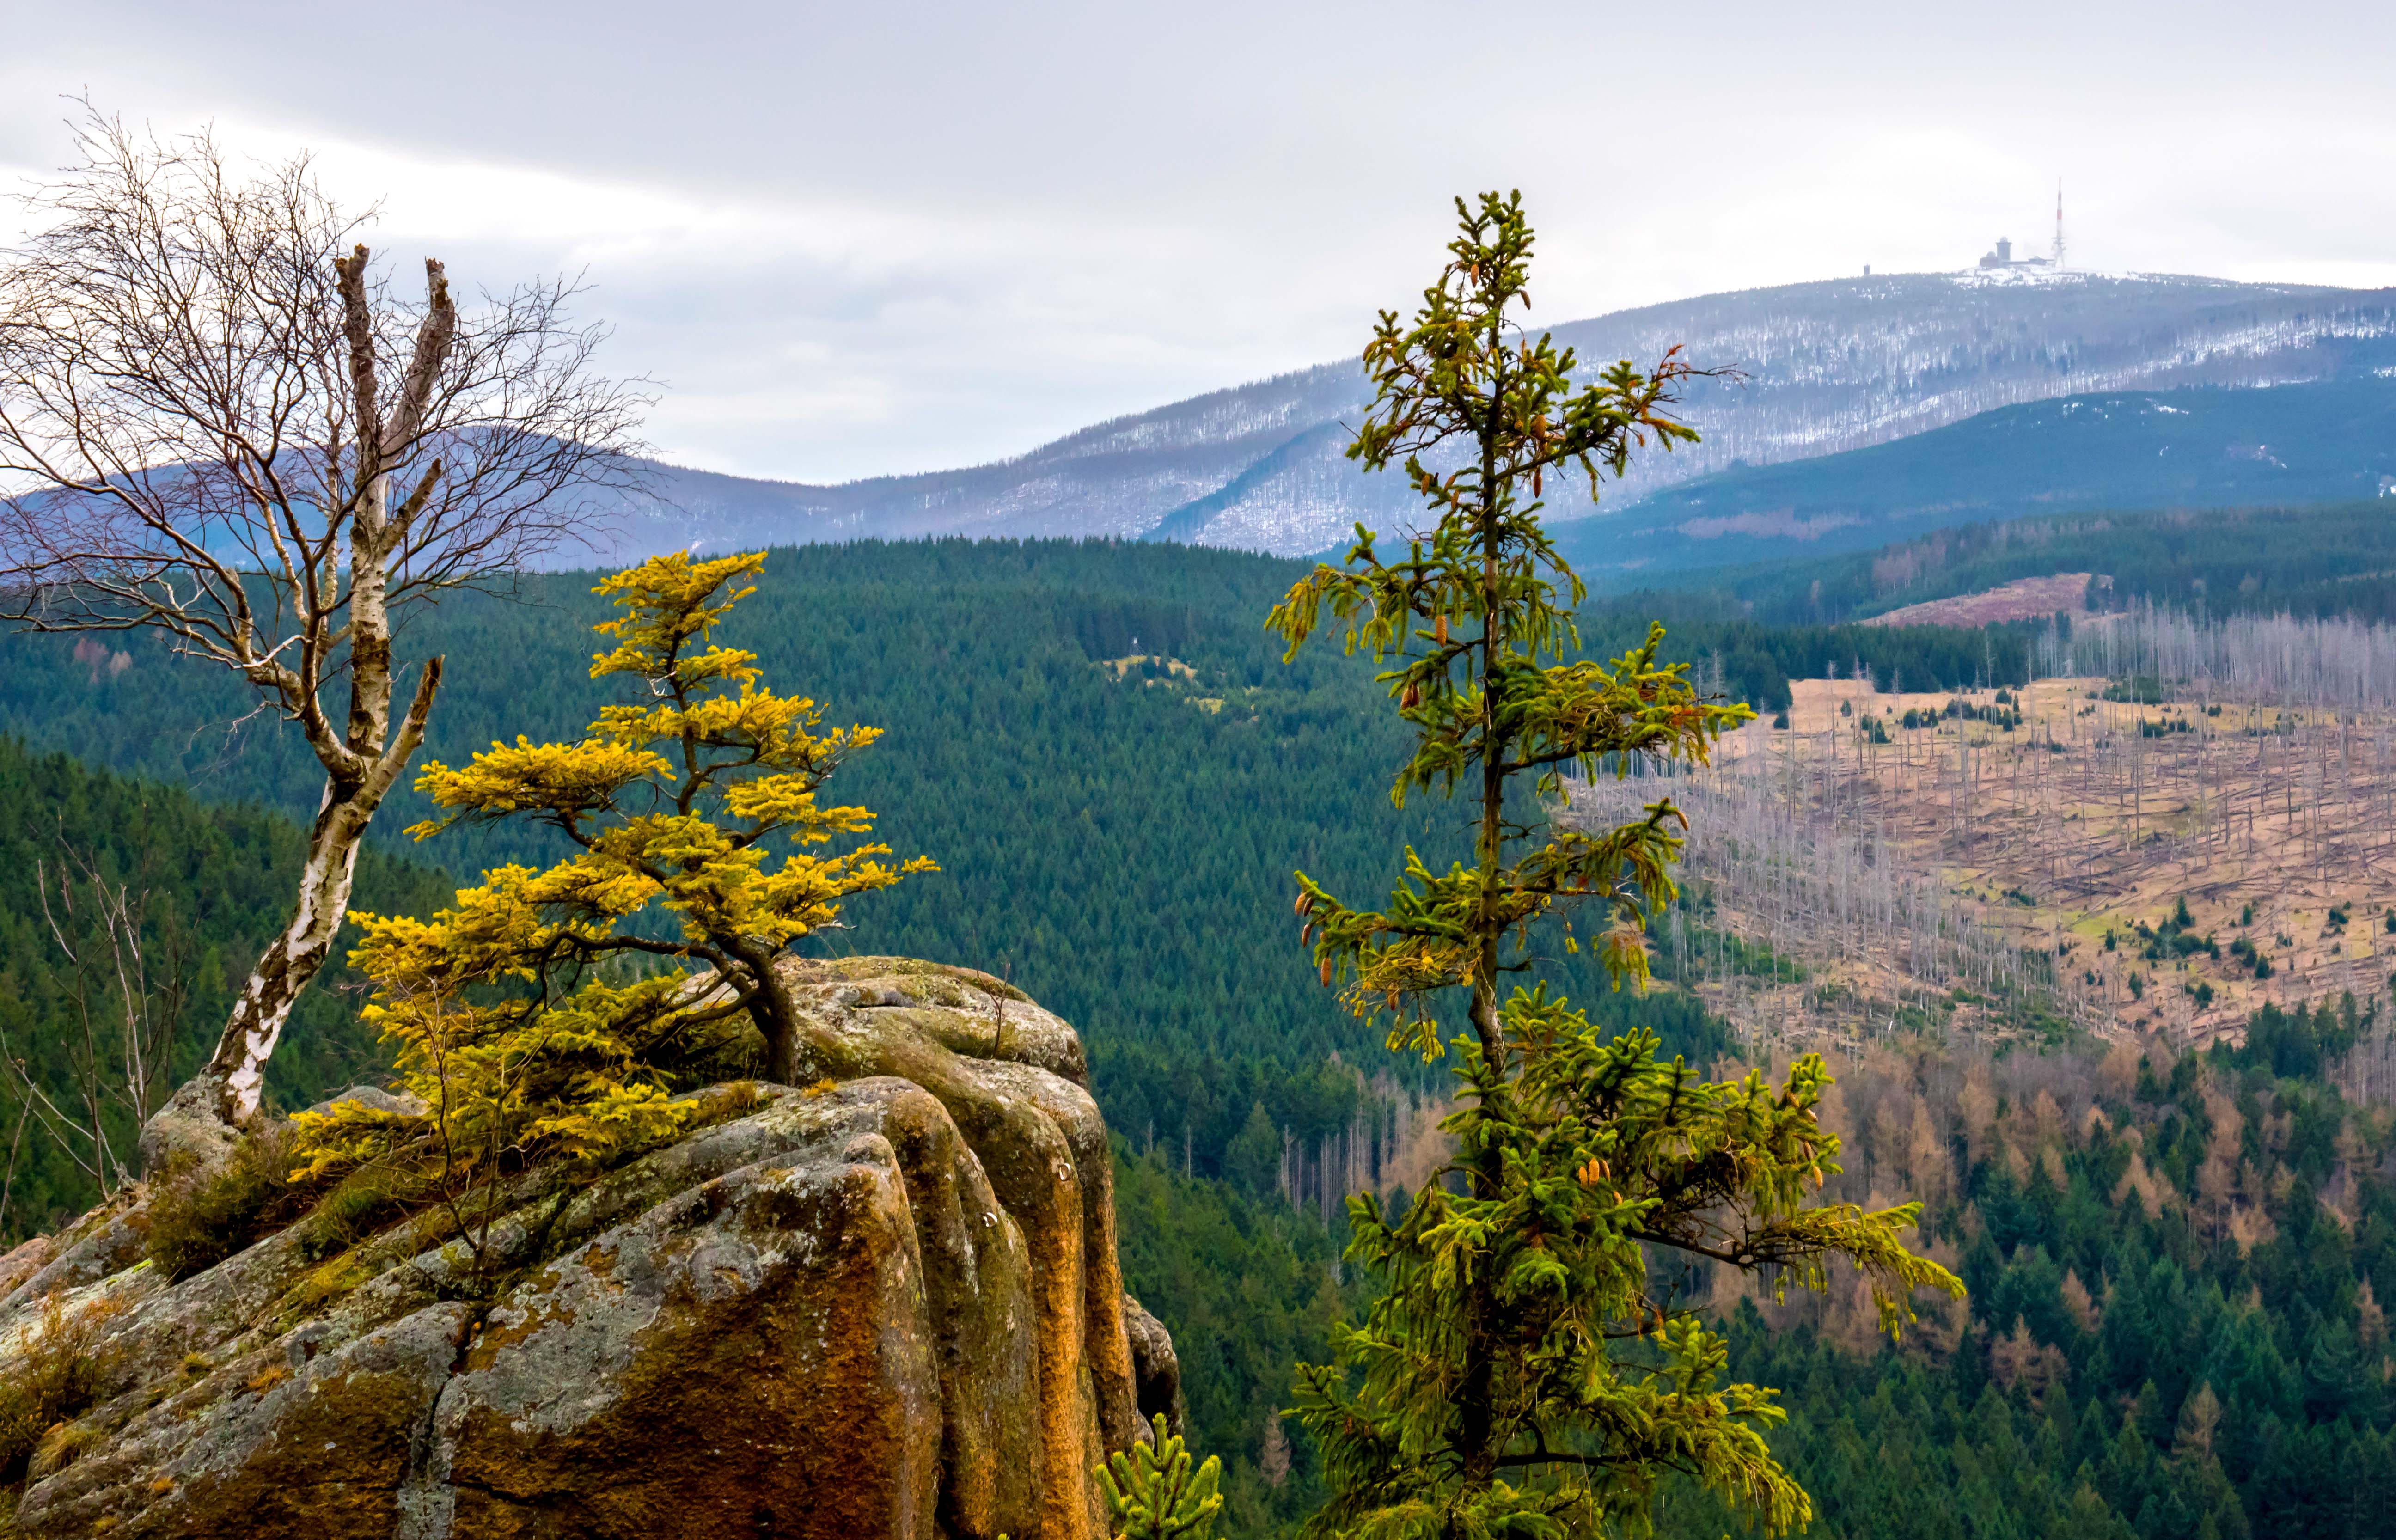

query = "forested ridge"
[[0, 538, 2004, 1163], [0, 739, 448, 1234], [1663, 1005, 2396, 1540], [1560, 374, 2396, 587], [1660, 500, 2396, 629]]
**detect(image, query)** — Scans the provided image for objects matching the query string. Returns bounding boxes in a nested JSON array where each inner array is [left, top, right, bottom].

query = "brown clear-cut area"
[[1571, 667, 2396, 1052], [0, 959, 1176, 1540], [1856, 573, 2096, 629]]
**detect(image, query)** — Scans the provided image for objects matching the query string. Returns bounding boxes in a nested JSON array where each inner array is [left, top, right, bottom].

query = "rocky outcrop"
[[1120, 1296, 1186, 1436], [0, 958, 1175, 1540]]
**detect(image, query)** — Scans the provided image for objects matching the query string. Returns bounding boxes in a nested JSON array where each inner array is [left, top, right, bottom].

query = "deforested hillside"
[[1565, 598, 2396, 1063], [593, 272, 2396, 559]]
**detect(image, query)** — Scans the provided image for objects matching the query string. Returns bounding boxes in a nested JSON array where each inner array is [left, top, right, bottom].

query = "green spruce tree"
[[1274, 191, 1962, 1537], [1100, 1413, 1227, 1540]]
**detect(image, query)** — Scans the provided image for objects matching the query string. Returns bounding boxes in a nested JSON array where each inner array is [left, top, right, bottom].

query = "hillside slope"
[[1560, 374, 2396, 585], [0, 741, 446, 1233], [0, 540, 1841, 1179], [1687, 501, 2396, 628], [593, 273, 2396, 559]]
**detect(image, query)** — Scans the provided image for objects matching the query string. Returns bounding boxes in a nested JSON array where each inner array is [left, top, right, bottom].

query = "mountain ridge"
[[1556, 373, 2396, 584], [593, 270, 2396, 560]]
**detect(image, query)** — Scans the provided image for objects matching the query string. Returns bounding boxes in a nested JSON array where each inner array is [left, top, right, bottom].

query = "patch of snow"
[[1947, 266, 2101, 290]]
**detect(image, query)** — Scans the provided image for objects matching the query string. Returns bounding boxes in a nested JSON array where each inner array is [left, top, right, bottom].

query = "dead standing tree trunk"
[[0, 113, 648, 1169], [181, 251, 455, 1142]]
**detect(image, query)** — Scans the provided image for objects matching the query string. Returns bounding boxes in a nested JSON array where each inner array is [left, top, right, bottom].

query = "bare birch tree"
[[0, 112, 649, 1167]]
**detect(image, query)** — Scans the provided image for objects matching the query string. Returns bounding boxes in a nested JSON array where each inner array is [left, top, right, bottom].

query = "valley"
[[4, 263, 2394, 1534], [0, 530, 2390, 1535]]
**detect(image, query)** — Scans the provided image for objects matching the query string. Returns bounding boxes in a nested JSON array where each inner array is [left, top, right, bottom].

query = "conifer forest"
[[0, 515, 2389, 1535]]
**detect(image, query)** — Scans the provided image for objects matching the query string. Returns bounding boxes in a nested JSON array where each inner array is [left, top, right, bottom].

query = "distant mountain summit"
[[599, 272, 2396, 561]]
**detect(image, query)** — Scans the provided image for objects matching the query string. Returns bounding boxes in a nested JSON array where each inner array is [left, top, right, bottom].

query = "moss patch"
[[143, 1127, 311, 1283]]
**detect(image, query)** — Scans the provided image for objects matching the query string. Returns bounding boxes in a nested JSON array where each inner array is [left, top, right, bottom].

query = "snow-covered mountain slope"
[[593, 271, 2396, 561]]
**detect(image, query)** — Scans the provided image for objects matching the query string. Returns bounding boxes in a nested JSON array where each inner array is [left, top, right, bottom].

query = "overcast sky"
[[5, 0, 2392, 483]]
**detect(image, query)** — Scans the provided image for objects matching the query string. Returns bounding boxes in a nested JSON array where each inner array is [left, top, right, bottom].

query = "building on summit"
[[1978, 236, 2052, 270], [1979, 183, 2069, 272]]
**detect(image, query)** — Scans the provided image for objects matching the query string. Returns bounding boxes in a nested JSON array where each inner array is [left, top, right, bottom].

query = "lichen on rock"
[[0, 959, 1167, 1540]]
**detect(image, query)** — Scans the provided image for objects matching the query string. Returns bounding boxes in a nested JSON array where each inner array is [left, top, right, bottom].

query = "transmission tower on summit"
[[1983, 180, 2068, 272]]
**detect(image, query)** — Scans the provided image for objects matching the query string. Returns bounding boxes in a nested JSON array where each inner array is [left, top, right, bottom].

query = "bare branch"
[[0, 107, 653, 1147]]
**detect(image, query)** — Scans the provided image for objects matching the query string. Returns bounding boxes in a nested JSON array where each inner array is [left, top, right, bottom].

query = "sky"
[[4, 0, 2392, 484]]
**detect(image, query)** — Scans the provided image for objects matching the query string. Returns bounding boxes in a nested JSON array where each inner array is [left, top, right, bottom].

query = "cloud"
[[4, 0, 2393, 483]]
